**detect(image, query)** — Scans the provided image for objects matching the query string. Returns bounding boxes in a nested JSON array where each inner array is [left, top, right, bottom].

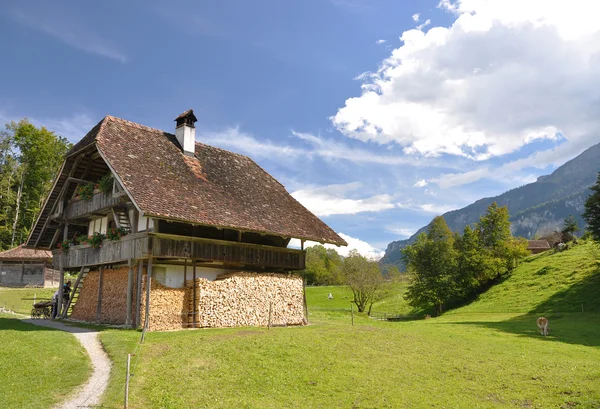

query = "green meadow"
[[2, 242, 599, 408]]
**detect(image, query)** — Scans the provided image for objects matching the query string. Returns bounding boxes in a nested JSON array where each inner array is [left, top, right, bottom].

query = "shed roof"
[[0, 245, 53, 260], [527, 240, 551, 249]]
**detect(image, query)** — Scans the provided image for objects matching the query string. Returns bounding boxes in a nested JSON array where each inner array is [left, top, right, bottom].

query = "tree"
[[0, 120, 71, 249], [583, 173, 600, 242], [403, 216, 458, 314], [302, 245, 343, 285], [561, 215, 580, 242], [341, 250, 386, 314]]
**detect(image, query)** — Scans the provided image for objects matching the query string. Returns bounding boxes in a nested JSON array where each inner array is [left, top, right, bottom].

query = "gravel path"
[[24, 319, 112, 409]]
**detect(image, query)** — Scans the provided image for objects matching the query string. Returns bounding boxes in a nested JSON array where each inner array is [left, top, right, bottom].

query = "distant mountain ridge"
[[381, 141, 600, 268]]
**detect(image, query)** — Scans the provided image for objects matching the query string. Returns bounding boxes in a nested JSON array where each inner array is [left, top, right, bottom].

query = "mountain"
[[381, 142, 600, 269]]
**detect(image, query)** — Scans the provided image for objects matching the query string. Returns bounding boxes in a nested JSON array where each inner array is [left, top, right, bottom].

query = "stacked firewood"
[[185, 272, 305, 329], [71, 267, 140, 325], [139, 278, 188, 332]]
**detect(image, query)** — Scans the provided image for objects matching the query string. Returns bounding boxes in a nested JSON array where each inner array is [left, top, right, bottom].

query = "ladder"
[[112, 207, 132, 232], [62, 268, 88, 318]]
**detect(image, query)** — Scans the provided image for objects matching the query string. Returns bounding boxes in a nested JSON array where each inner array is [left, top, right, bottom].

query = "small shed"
[[527, 240, 551, 254], [0, 245, 57, 287]]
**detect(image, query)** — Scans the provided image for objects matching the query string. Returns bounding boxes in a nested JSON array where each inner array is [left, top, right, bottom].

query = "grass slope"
[[453, 241, 600, 314], [0, 313, 92, 409], [0, 287, 57, 315], [97, 245, 600, 409]]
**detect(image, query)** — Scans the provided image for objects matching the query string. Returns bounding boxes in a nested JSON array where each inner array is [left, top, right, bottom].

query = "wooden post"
[[135, 261, 143, 328], [301, 240, 305, 250], [124, 353, 131, 409], [351, 303, 354, 326], [144, 237, 153, 331], [56, 223, 68, 318], [126, 258, 134, 328], [192, 257, 197, 328], [20, 261, 24, 285], [96, 266, 104, 322], [268, 301, 273, 329], [302, 277, 308, 323]]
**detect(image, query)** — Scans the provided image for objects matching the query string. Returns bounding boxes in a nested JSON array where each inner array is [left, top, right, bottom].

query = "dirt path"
[[24, 319, 112, 409]]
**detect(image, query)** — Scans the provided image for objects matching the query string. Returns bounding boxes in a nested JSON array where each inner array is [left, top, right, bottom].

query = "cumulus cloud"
[[291, 182, 395, 217], [331, 0, 600, 160], [289, 232, 384, 260], [412, 13, 420, 22], [413, 179, 428, 187], [376, 39, 386, 44]]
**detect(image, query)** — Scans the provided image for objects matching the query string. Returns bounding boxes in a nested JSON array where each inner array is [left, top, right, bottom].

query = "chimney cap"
[[175, 109, 198, 128]]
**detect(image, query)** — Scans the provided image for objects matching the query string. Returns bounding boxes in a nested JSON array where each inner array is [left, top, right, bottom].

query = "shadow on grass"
[[447, 313, 600, 347], [531, 267, 600, 314], [0, 316, 57, 332]]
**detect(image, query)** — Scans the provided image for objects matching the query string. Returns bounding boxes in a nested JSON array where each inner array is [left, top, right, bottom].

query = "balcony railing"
[[55, 233, 149, 269], [65, 190, 125, 220], [55, 232, 305, 270]]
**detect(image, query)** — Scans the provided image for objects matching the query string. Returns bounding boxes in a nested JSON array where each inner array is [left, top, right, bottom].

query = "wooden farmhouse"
[[0, 245, 57, 287], [26, 110, 346, 330], [527, 240, 551, 254]]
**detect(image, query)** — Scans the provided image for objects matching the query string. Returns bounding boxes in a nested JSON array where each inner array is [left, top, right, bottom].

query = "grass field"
[[0, 287, 57, 315], [95, 243, 600, 409], [0, 313, 92, 409]]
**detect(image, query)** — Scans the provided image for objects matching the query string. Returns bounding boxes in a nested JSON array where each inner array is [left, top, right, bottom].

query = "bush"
[[75, 183, 94, 201], [97, 174, 113, 194]]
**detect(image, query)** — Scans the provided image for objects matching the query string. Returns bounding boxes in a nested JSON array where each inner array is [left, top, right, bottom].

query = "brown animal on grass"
[[537, 317, 549, 336]]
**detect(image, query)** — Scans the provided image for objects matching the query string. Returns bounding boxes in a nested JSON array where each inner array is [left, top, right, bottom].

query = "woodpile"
[[71, 267, 140, 325], [139, 278, 187, 332], [186, 272, 305, 329]]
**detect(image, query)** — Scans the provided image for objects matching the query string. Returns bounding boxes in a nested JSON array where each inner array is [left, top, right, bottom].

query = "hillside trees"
[[302, 245, 343, 285], [403, 203, 528, 314], [403, 216, 458, 314], [0, 120, 71, 250], [562, 215, 580, 242], [583, 172, 600, 242]]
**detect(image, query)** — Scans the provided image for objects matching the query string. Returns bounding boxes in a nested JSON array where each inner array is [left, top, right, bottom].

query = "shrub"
[[106, 227, 128, 241], [97, 174, 113, 194], [75, 183, 94, 201], [87, 232, 106, 248]]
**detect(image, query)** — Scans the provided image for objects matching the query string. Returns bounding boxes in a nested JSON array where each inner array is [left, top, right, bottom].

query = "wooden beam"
[[144, 237, 153, 331], [49, 228, 62, 250], [135, 261, 143, 328], [192, 257, 197, 329], [126, 258, 133, 327], [96, 266, 104, 323], [20, 261, 24, 285], [55, 224, 68, 318]]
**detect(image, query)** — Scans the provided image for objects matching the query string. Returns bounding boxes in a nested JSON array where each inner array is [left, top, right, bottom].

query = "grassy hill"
[[453, 240, 600, 315]]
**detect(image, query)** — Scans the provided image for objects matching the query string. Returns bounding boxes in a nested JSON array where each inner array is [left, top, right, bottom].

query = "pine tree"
[[583, 172, 600, 242], [561, 215, 580, 242]]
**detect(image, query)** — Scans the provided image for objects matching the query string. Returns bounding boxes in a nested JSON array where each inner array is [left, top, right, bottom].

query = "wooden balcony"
[[151, 233, 306, 270], [55, 232, 305, 270], [55, 233, 149, 269], [65, 191, 125, 220]]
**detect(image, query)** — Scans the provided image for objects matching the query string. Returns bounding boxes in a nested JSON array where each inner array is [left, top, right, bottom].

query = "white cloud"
[[412, 13, 420, 22], [376, 39, 386, 45], [331, 0, 600, 159], [204, 127, 302, 157], [9, 9, 126, 63], [416, 19, 431, 30], [396, 201, 457, 214], [291, 183, 395, 217], [289, 232, 385, 261], [385, 226, 416, 237], [413, 179, 428, 187]]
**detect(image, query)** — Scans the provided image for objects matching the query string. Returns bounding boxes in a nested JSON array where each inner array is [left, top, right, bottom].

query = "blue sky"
[[2, 0, 599, 258]]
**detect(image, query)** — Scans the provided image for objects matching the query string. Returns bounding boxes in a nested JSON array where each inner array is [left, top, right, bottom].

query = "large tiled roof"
[[0, 245, 53, 260], [90, 115, 346, 246]]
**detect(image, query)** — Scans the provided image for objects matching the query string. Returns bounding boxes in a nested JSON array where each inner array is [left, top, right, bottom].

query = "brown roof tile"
[[0, 245, 52, 260], [93, 116, 346, 246], [527, 240, 551, 249]]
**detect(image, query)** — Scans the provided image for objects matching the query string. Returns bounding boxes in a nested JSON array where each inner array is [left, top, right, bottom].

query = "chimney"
[[174, 109, 198, 156]]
